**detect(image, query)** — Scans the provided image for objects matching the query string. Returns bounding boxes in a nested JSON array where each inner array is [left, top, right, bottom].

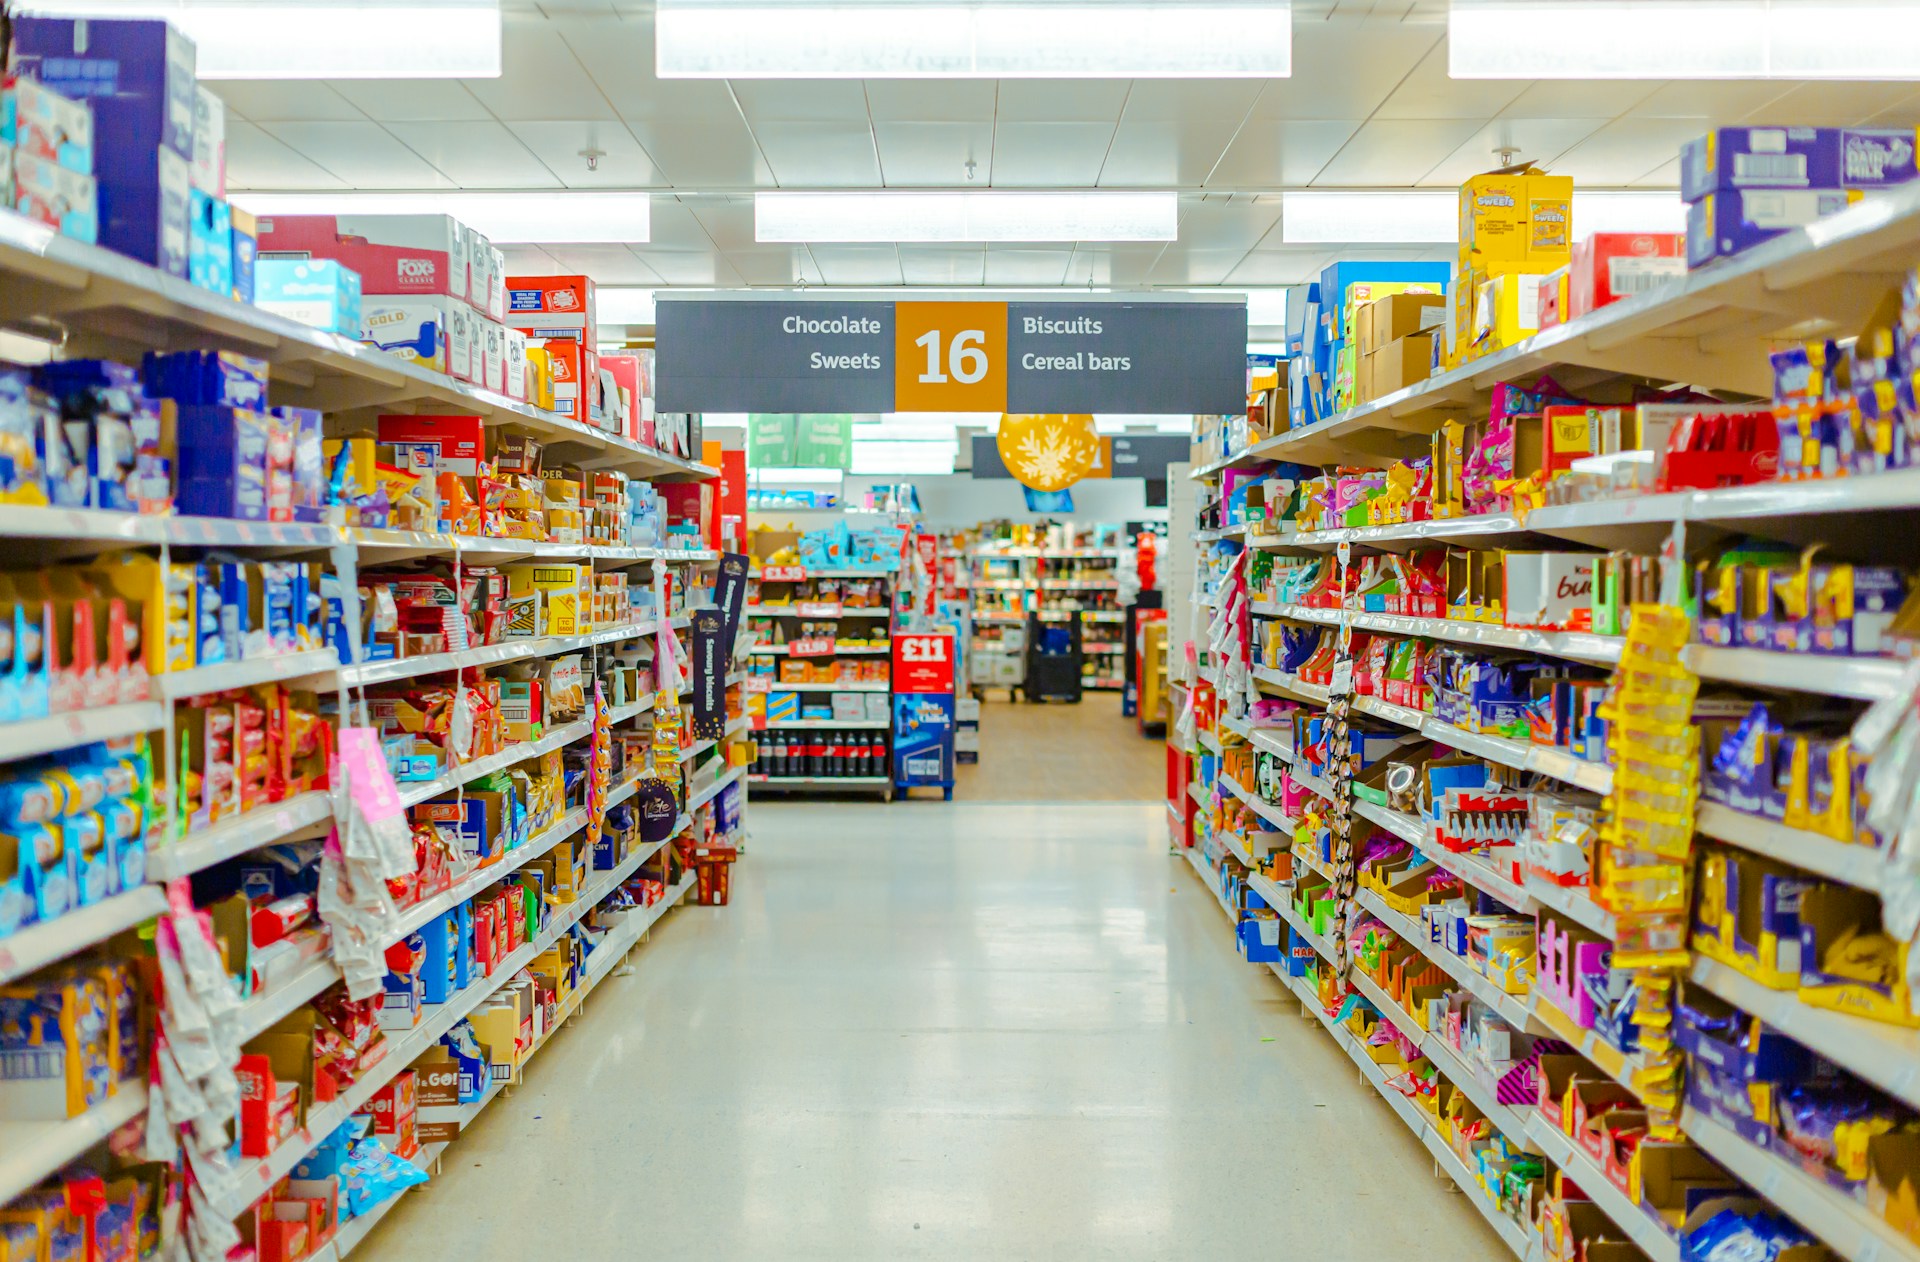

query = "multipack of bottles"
[[752, 731, 889, 780]]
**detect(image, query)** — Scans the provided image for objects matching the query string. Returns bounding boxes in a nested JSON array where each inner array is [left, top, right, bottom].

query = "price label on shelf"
[[761, 566, 807, 583], [788, 635, 836, 658], [794, 601, 842, 617]]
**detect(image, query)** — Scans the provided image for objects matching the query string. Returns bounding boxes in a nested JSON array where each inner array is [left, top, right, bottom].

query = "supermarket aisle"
[[956, 691, 1164, 801], [364, 802, 1503, 1261]]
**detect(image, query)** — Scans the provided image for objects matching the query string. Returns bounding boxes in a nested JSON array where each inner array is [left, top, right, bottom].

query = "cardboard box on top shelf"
[[531, 339, 597, 421], [1359, 292, 1447, 355], [1372, 333, 1436, 399], [255, 214, 472, 305], [602, 354, 645, 441], [1568, 233, 1685, 318], [1473, 272, 1553, 357], [507, 274, 598, 341], [1459, 165, 1574, 264]]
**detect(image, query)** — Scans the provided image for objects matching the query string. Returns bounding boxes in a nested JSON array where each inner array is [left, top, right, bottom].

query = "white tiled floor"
[[362, 801, 1506, 1261]]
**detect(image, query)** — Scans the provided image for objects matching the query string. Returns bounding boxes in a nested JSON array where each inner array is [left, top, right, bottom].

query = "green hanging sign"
[[794, 413, 853, 470], [746, 414, 796, 467]]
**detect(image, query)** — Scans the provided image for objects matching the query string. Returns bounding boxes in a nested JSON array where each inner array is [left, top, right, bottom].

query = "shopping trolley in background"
[[1022, 609, 1084, 703]]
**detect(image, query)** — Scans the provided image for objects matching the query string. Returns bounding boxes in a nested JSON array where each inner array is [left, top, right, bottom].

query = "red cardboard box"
[[359, 1070, 419, 1160], [601, 353, 643, 439], [506, 274, 596, 339], [376, 414, 485, 477], [1568, 233, 1685, 320], [257, 213, 470, 302], [533, 339, 596, 421], [661, 481, 714, 548]]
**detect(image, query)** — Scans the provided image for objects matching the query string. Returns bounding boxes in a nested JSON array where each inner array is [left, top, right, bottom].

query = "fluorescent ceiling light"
[[757, 192, 1176, 243], [232, 192, 649, 244], [850, 440, 957, 476], [657, 0, 1289, 78], [1281, 190, 1683, 244], [20, 0, 501, 78], [597, 289, 658, 325], [1450, 0, 1920, 79]]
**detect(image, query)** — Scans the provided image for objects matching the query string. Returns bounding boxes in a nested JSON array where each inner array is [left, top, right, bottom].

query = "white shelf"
[[747, 605, 892, 617], [344, 621, 660, 688], [1688, 955, 1920, 1112], [0, 701, 166, 762], [155, 649, 342, 700], [1525, 1114, 1680, 1262], [1219, 771, 1295, 833], [759, 719, 891, 730], [752, 566, 897, 579], [751, 644, 890, 656], [1694, 802, 1889, 891], [0, 1083, 148, 1206], [148, 791, 336, 880], [688, 764, 746, 812], [603, 695, 657, 726], [1182, 846, 1238, 924], [1684, 1110, 1920, 1262], [396, 719, 594, 809], [769, 682, 889, 693], [1356, 888, 1532, 1033], [0, 887, 168, 985]]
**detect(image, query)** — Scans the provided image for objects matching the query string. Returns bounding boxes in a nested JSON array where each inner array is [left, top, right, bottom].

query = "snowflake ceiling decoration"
[[996, 414, 1100, 492]]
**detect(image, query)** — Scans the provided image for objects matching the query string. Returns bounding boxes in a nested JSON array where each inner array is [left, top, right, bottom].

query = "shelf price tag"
[[788, 635, 836, 658], [761, 566, 807, 583]]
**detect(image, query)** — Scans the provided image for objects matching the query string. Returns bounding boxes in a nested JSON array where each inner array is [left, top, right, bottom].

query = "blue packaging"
[[174, 405, 269, 520], [231, 210, 258, 304], [143, 349, 267, 408], [98, 145, 192, 277], [1681, 126, 1919, 202], [12, 17, 197, 159], [1687, 188, 1861, 268], [187, 189, 232, 295], [255, 259, 363, 335]]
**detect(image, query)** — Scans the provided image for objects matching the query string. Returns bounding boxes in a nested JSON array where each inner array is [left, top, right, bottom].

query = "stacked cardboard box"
[[1456, 165, 1573, 366]]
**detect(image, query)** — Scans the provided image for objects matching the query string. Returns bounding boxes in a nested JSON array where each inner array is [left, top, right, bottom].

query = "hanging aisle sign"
[[655, 297, 1247, 414]]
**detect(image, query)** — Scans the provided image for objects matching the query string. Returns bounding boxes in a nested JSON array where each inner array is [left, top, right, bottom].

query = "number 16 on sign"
[[894, 303, 1006, 411]]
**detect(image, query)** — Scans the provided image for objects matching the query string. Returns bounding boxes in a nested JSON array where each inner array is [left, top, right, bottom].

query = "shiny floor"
[[364, 802, 1506, 1261], [955, 691, 1166, 802]]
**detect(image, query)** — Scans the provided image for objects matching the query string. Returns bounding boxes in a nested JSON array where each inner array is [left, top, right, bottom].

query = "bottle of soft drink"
[[765, 732, 784, 778]]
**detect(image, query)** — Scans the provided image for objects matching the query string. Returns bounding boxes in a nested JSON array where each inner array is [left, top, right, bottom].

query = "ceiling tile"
[[462, 10, 615, 122], [1753, 82, 1920, 126], [1098, 116, 1244, 187], [731, 81, 872, 123], [550, 13, 743, 123], [384, 122, 559, 188], [224, 120, 347, 190], [1147, 246, 1250, 286], [982, 248, 1073, 286], [723, 246, 816, 286], [1117, 80, 1263, 121], [1629, 81, 1793, 121], [994, 80, 1129, 123], [506, 121, 664, 188], [990, 121, 1116, 187], [1419, 118, 1612, 187], [751, 122, 883, 187], [1176, 197, 1285, 253], [1207, 119, 1360, 187], [1633, 157, 1682, 188], [1498, 80, 1662, 118], [631, 250, 736, 286], [808, 245, 904, 286], [258, 122, 457, 188], [1247, 25, 1440, 121], [626, 118, 774, 187], [898, 245, 987, 286], [1312, 119, 1484, 186], [210, 82, 362, 123], [1084, 243, 1169, 286], [864, 80, 999, 123], [872, 122, 994, 186], [1551, 118, 1705, 185], [1374, 45, 1526, 120], [500, 246, 560, 277], [675, 196, 757, 251], [1225, 247, 1336, 285], [1865, 93, 1920, 126], [329, 81, 492, 123], [540, 245, 664, 284]]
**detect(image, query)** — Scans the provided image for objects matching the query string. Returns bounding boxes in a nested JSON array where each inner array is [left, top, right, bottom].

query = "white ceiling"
[[216, 0, 1920, 290]]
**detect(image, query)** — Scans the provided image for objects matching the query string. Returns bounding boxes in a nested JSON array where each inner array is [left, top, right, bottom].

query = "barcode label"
[[1608, 257, 1686, 294], [1734, 152, 1807, 182]]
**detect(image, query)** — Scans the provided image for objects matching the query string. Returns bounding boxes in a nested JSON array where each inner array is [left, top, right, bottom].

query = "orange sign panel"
[[894, 301, 1008, 412]]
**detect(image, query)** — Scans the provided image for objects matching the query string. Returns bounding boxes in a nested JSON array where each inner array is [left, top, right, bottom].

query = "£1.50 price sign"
[[892, 633, 955, 695], [894, 302, 1006, 412]]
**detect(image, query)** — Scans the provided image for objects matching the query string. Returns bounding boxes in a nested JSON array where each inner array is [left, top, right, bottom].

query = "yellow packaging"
[[1474, 273, 1553, 354], [1459, 167, 1575, 264]]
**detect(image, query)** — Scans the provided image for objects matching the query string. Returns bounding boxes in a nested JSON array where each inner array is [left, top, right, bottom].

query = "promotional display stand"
[[891, 632, 956, 800]]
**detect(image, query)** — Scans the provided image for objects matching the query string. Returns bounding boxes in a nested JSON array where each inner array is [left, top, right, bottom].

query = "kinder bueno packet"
[[258, 213, 472, 304]]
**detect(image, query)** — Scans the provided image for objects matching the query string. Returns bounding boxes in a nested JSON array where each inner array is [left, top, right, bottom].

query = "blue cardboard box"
[[1681, 126, 1919, 202], [255, 259, 363, 336], [187, 189, 231, 295], [1687, 188, 1860, 268], [13, 17, 197, 159]]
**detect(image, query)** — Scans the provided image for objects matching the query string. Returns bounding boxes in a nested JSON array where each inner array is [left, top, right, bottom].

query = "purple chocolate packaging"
[[175, 405, 269, 520], [95, 146, 192, 278], [11, 17, 197, 159], [1687, 188, 1860, 269], [1681, 127, 1919, 202]]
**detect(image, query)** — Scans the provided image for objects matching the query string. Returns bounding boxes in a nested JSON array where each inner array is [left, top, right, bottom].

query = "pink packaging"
[[256, 214, 470, 301]]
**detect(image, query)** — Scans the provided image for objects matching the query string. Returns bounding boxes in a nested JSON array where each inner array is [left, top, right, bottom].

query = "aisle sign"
[[656, 297, 1246, 414], [892, 633, 954, 695]]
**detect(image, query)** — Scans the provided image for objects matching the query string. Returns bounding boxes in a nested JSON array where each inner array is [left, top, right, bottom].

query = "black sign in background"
[[1004, 302, 1248, 414], [712, 553, 750, 658], [690, 609, 725, 739], [656, 300, 894, 413], [654, 299, 1246, 414], [970, 433, 1189, 481]]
